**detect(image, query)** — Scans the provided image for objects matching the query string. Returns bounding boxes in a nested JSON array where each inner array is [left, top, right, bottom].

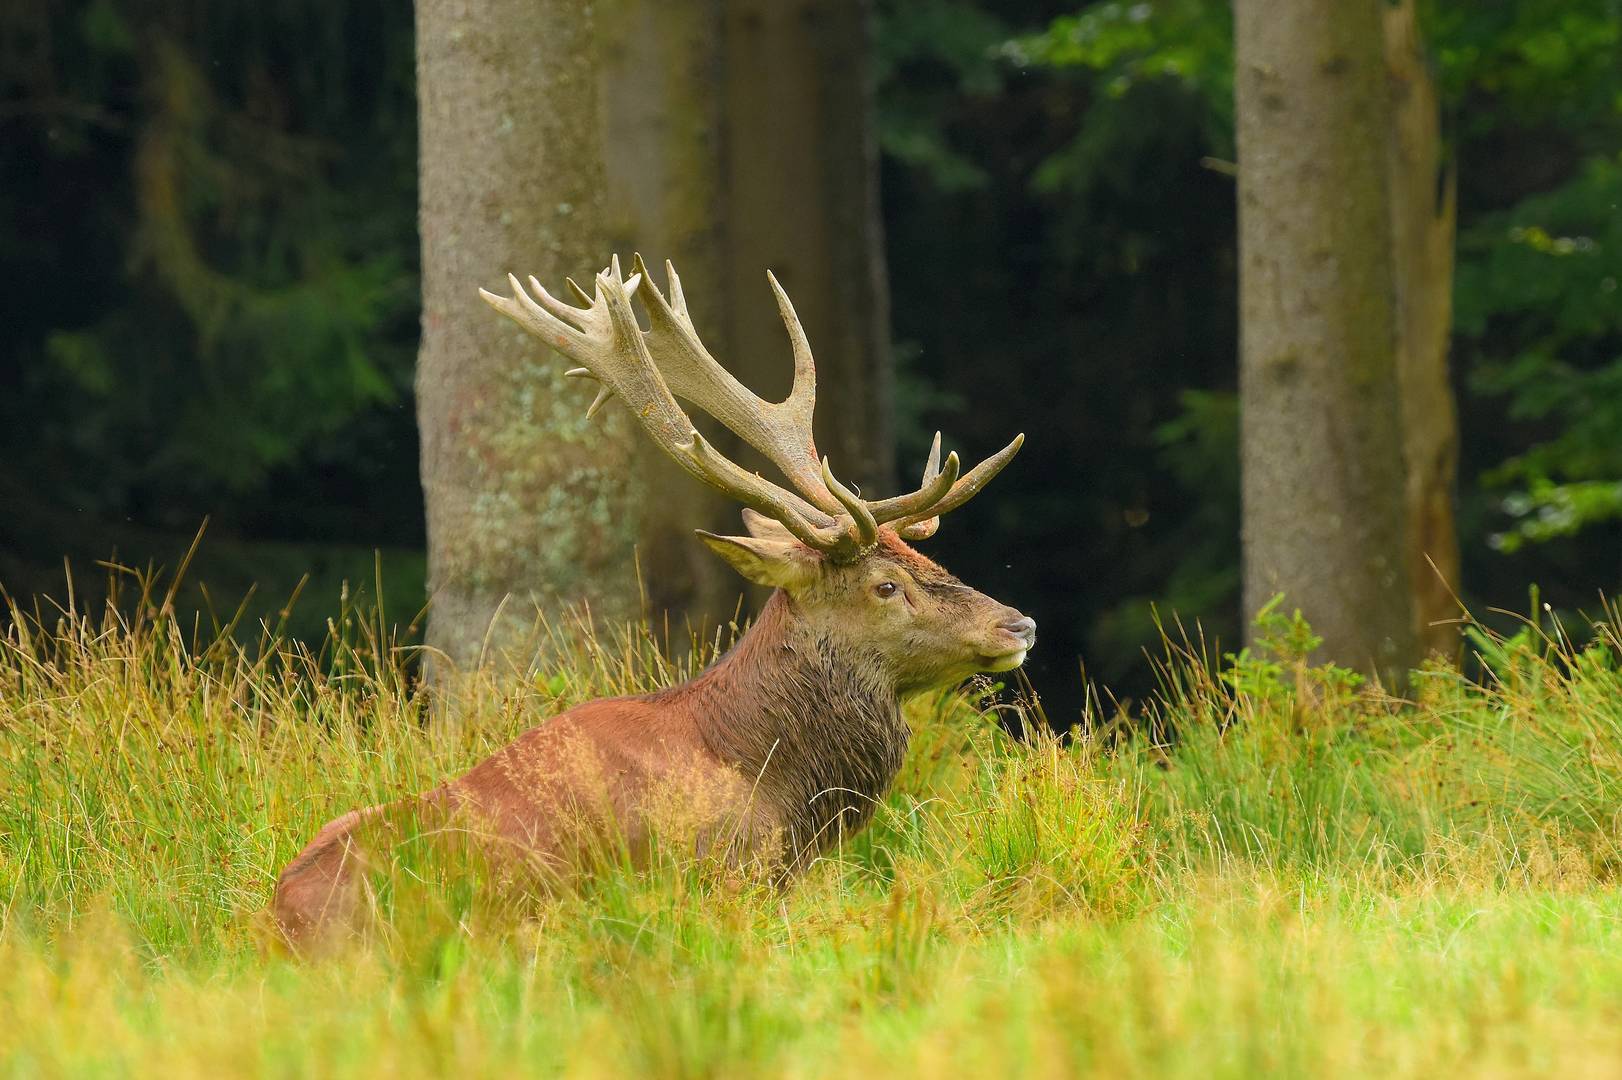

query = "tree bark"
[[722, 0, 895, 495], [1385, 0, 1462, 658], [416, 0, 648, 675], [599, 0, 741, 633], [1234, 0, 1420, 682]]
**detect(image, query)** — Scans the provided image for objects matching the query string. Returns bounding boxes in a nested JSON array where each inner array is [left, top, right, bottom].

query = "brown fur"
[[271, 526, 1033, 949]]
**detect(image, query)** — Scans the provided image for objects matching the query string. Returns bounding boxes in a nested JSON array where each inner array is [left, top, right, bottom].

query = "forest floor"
[[4, 591, 1622, 1078]]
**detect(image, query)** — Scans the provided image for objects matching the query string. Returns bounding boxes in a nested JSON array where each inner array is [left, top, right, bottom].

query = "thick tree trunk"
[[1234, 0, 1419, 682], [722, 0, 895, 495], [416, 0, 895, 677], [416, 0, 647, 675], [1385, 0, 1462, 658]]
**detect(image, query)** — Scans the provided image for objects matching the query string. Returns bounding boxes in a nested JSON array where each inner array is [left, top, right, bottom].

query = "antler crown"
[[480, 255, 1022, 561]]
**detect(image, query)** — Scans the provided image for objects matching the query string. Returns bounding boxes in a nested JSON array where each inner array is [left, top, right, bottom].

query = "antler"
[[480, 256, 1021, 560], [627, 254, 836, 515], [883, 430, 1025, 541]]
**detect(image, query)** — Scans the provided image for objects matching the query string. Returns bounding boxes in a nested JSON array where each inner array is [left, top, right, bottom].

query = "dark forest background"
[[3, 0, 1619, 717]]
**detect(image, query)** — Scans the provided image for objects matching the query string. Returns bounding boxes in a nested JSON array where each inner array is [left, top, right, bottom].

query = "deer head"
[[701, 509, 1034, 694], [479, 255, 1034, 694]]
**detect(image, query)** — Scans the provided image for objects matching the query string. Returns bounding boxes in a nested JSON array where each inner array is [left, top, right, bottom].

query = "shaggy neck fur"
[[651, 590, 909, 864]]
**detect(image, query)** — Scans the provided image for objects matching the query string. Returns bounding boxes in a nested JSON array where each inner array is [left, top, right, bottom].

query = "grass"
[[4, 583, 1622, 1077]]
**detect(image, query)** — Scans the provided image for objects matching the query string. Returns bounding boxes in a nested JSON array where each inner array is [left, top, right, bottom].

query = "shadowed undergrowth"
[[3, 584, 1622, 1077]]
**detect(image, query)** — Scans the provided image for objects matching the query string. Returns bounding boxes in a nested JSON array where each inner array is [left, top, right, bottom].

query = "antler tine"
[[764, 270, 817, 432], [481, 271, 852, 555], [821, 458, 878, 550], [923, 430, 943, 482], [565, 277, 593, 306], [894, 433, 1025, 540], [662, 259, 695, 334], [865, 431, 962, 525], [516, 275, 584, 334]]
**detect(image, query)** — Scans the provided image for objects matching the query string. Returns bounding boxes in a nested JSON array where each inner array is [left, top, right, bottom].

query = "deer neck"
[[668, 590, 909, 861]]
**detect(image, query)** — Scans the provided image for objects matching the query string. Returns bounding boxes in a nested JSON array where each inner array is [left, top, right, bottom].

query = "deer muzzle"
[[999, 615, 1037, 650]]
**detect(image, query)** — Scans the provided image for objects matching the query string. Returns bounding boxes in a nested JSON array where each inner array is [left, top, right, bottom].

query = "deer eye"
[[874, 581, 899, 599]]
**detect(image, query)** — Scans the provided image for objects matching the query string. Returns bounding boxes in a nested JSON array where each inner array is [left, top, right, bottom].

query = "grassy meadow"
[[5, 582, 1622, 1078]]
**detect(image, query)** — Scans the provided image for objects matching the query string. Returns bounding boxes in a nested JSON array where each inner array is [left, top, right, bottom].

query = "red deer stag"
[[272, 256, 1033, 947]]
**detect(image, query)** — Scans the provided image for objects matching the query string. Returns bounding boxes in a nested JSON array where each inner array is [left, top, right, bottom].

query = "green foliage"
[[1219, 595, 1365, 705], [1457, 154, 1622, 550], [1005, 0, 1232, 138], [874, 0, 1010, 192], [0, 1, 418, 523], [1004, 1, 1232, 274], [1424, 0, 1622, 140]]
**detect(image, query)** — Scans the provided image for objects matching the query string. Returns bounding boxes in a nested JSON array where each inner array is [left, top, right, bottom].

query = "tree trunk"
[[416, 0, 647, 675], [722, 0, 895, 495], [1385, 0, 1462, 658], [599, 0, 741, 634], [1234, 0, 1419, 682]]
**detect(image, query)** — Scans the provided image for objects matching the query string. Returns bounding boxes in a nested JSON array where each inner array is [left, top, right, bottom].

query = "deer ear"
[[696, 530, 822, 591], [739, 507, 796, 542]]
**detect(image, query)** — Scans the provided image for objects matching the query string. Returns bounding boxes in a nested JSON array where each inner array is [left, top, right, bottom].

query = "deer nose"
[[1000, 615, 1036, 645]]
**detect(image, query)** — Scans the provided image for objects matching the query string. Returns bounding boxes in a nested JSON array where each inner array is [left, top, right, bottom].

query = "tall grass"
[[3, 579, 1622, 1076]]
